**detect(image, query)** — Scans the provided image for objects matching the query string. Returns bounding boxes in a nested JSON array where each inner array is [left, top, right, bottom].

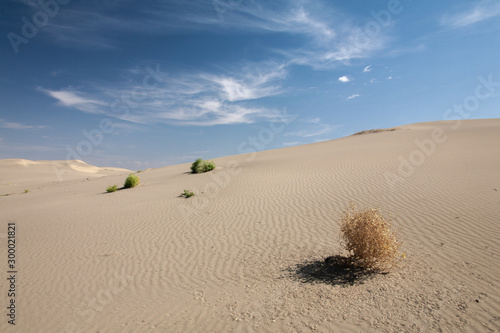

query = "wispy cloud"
[[41, 63, 290, 126], [347, 94, 360, 100], [338, 75, 350, 83], [111, 122, 148, 132], [363, 65, 372, 72], [285, 118, 338, 138], [441, 1, 500, 28], [38, 88, 107, 114], [282, 141, 302, 146], [385, 44, 426, 57], [35, 1, 389, 68], [305, 117, 321, 124], [0, 119, 46, 130], [33, 1, 394, 128], [203, 64, 286, 102]]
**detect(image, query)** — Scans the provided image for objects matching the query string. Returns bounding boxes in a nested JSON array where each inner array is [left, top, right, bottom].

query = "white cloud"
[[305, 117, 321, 124], [441, 1, 500, 28], [37, 1, 388, 69], [347, 94, 360, 100], [40, 63, 291, 126], [203, 64, 286, 102], [386, 76, 393, 80], [0, 119, 46, 130], [385, 44, 426, 57], [363, 65, 372, 72], [285, 121, 338, 138], [38, 88, 107, 114], [282, 141, 302, 146], [338, 75, 350, 83]]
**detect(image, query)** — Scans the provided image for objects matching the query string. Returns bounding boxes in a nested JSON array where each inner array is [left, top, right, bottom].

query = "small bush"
[[24, 189, 29, 193], [124, 173, 140, 188], [202, 160, 215, 172], [190, 158, 202, 172], [190, 158, 215, 173], [182, 189, 195, 198], [340, 202, 401, 271], [106, 185, 118, 193]]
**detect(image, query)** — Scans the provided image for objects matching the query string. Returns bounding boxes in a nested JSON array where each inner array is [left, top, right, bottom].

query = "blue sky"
[[1, 0, 499, 169]]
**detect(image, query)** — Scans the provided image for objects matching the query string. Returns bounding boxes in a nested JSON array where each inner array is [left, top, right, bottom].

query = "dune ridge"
[[1, 118, 499, 332]]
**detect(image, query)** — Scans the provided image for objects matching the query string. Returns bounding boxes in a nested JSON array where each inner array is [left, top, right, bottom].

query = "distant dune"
[[0, 159, 131, 194], [1, 119, 499, 332]]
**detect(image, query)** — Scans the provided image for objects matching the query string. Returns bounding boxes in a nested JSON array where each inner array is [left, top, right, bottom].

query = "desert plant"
[[202, 160, 215, 172], [190, 158, 215, 173], [24, 189, 29, 193], [190, 158, 202, 172], [182, 189, 195, 198], [124, 173, 140, 188], [106, 185, 118, 193], [340, 202, 401, 271]]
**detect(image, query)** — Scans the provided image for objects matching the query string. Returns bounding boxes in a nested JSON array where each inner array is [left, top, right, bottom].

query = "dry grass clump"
[[340, 202, 401, 272], [353, 128, 398, 136]]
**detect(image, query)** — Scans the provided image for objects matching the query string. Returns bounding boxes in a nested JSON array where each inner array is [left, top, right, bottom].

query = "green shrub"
[[24, 189, 29, 193], [190, 158, 202, 173], [124, 173, 140, 188], [182, 189, 195, 198], [202, 160, 215, 172], [190, 158, 215, 173], [106, 185, 118, 193]]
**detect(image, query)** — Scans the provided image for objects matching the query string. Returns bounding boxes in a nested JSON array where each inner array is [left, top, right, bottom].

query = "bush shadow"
[[290, 255, 382, 286]]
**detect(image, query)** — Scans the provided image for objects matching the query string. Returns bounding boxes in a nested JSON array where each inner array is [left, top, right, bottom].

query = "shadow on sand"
[[290, 255, 383, 286]]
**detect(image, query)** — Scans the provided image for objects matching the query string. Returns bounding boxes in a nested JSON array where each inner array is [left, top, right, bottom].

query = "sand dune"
[[0, 159, 131, 195], [1, 119, 499, 332]]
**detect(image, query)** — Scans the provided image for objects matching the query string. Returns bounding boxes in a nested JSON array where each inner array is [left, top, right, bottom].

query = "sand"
[[1, 118, 499, 332]]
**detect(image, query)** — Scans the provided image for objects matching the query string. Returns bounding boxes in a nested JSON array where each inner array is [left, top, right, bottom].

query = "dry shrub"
[[353, 128, 398, 136], [340, 202, 401, 272]]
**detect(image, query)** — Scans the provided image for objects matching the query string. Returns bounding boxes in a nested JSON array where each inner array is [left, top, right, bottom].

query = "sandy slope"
[[1, 119, 499, 333]]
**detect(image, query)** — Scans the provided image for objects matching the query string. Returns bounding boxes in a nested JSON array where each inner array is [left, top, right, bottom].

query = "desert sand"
[[1, 118, 499, 332]]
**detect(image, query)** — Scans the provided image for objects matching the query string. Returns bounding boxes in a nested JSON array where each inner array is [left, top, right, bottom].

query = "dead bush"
[[340, 202, 401, 272]]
